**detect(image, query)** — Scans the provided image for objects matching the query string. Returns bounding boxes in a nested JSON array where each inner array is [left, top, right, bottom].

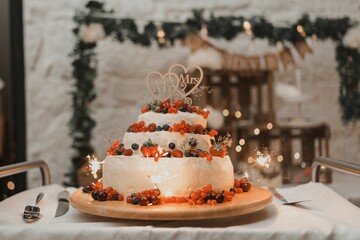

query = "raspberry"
[[148, 123, 156, 132], [123, 149, 133, 156], [172, 149, 183, 158]]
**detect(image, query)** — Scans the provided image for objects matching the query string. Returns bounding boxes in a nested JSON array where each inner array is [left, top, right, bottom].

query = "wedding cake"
[[102, 99, 234, 197]]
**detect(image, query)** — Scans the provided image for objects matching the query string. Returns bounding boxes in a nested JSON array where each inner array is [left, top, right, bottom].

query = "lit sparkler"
[[235, 149, 272, 175], [87, 155, 104, 179]]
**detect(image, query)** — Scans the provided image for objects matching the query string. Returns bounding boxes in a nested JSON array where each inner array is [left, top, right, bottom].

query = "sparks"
[[255, 150, 271, 168], [87, 155, 104, 179]]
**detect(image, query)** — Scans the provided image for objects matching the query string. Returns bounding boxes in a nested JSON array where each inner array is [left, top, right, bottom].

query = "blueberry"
[[156, 126, 162, 131], [91, 190, 99, 200], [191, 153, 199, 157], [168, 142, 176, 149], [131, 193, 136, 198], [115, 149, 123, 155], [82, 185, 93, 193], [131, 143, 139, 150], [215, 193, 224, 203], [127, 127, 134, 132], [185, 151, 192, 157], [119, 143, 124, 147], [162, 108, 168, 114], [131, 197, 139, 205], [210, 139, 215, 145], [162, 124, 170, 131], [179, 106, 187, 112], [98, 191, 107, 201]]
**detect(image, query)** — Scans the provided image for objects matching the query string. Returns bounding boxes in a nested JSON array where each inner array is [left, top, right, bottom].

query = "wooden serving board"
[[70, 186, 272, 220]]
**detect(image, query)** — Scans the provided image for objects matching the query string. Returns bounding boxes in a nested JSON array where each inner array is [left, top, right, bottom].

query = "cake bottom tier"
[[103, 155, 234, 197]]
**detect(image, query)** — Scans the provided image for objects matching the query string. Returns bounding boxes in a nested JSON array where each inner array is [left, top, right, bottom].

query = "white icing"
[[103, 155, 234, 197], [123, 132, 212, 151], [138, 111, 207, 127]]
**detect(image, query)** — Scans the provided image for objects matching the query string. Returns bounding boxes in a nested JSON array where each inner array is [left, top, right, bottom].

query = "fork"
[[268, 187, 311, 205]]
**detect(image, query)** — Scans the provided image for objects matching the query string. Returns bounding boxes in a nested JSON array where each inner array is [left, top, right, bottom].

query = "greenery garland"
[[67, 0, 359, 186]]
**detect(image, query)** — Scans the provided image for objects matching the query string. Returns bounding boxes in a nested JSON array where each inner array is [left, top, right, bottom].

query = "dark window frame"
[[0, 0, 27, 199]]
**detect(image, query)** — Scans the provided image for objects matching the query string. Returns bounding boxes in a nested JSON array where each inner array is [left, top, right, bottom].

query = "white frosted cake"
[[102, 99, 234, 197]]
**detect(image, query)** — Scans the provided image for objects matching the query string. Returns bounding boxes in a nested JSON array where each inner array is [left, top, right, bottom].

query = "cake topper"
[[146, 64, 203, 105]]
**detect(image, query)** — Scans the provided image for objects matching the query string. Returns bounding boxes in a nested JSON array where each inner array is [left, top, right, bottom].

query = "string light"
[[254, 128, 260, 135], [235, 145, 242, 152], [239, 139, 245, 146], [277, 155, 284, 162], [296, 25, 306, 37], [200, 25, 208, 40], [87, 155, 104, 179], [301, 162, 307, 168], [7, 181, 15, 190], [157, 29, 166, 44], [222, 109, 229, 117], [235, 111, 242, 118], [266, 123, 273, 129], [243, 21, 252, 35], [157, 30, 165, 38], [294, 152, 300, 159]]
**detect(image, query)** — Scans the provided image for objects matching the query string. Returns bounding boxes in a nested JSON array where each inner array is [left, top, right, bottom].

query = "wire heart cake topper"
[[146, 64, 203, 105]]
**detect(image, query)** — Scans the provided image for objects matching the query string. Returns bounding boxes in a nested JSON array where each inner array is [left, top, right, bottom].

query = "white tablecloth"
[[0, 182, 359, 240]]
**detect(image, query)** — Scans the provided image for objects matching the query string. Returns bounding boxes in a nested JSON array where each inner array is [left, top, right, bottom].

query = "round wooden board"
[[70, 186, 272, 220]]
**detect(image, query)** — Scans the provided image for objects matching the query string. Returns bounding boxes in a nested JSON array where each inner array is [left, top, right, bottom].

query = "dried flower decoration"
[[190, 86, 213, 101], [217, 132, 233, 148], [188, 138, 198, 148]]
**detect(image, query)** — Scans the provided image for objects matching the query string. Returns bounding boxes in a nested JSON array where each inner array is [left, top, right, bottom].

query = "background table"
[[0, 182, 359, 240]]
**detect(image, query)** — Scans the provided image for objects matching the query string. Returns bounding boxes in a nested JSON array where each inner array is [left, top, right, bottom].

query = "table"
[[0, 182, 359, 240]]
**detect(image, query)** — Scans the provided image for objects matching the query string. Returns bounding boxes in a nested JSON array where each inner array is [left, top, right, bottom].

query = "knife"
[[55, 191, 70, 217]]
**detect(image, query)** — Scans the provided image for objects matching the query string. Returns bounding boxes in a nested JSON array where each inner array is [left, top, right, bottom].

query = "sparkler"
[[235, 149, 272, 176], [87, 155, 104, 179]]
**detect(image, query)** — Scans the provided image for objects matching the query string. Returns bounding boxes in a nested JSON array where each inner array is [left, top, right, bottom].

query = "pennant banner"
[[183, 34, 312, 72]]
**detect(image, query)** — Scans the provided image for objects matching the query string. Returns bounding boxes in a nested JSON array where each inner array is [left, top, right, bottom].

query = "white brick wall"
[[24, 0, 360, 186]]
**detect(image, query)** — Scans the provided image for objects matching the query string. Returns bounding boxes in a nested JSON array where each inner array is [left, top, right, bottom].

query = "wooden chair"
[[201, 68, 331, 183]]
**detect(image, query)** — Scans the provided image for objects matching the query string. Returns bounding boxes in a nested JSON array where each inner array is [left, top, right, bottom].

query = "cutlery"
[[268, 187, 311, 205], [55, 190, 70, 217], [22, 192, 44, 223]]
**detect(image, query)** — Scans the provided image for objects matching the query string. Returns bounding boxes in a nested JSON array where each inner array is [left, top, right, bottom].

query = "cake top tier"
[[140, 99, 209, 127]]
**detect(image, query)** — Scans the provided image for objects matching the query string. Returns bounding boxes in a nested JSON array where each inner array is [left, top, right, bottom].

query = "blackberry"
[[156, 126, 162, 131], [162, 124, 170, 131], [215, 193, 224, 203], [162, 108, 168, 114], [115, 149, 123, 155], [112, 194, 119, 200], [185, 151, 192, 157], [91, 190, 99, 200], [97, 191, 107, 201], [179, 106, 187, 112]]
